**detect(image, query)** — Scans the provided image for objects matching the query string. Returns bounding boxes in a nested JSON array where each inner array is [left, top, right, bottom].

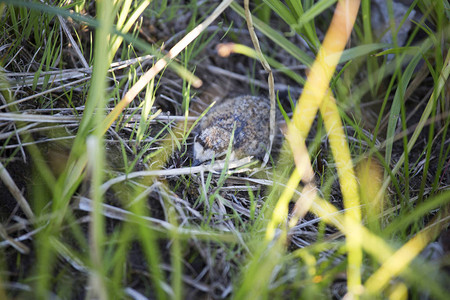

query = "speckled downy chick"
[[193, 95, 271, 165]]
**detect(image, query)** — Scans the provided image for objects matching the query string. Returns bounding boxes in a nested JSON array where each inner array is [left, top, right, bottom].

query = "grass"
[[0, 0, 449, 299]]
